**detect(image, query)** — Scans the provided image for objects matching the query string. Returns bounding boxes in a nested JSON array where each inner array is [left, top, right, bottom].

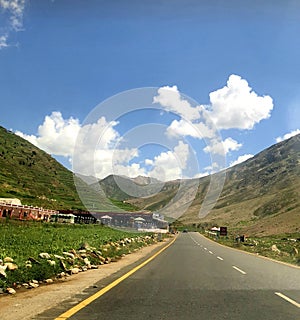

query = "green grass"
[[109, 198, 140, 212], [202, 231, 300, 266], [0, 126, 85, 210], [0, 220, 160, 290]]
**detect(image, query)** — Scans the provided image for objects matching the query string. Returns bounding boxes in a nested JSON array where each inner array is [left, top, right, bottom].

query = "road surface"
[[37, 232, 300, 319]]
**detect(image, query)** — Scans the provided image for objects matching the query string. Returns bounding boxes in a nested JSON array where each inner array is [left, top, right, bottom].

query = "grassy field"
[[0, 220, 160, 291], [203, 231, 300, 266]]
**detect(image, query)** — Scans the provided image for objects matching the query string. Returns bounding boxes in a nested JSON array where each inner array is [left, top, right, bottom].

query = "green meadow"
[[0, 220, 158, 290]]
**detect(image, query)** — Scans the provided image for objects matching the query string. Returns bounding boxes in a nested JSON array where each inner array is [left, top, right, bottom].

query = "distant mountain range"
[[127, 134, 300, 236], [0, 125, 299, 235]]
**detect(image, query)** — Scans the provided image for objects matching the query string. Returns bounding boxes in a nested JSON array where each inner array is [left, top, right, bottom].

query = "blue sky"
[[1, 0, 299, 182]]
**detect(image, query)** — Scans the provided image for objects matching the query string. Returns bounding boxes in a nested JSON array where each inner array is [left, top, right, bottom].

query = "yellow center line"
[[55, 236, 177, 320]]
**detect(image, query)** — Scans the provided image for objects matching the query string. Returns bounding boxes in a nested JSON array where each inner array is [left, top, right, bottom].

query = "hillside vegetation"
[[127, 135, 300, 236], [0, 126, 85, 210], [0, 126, 140, 212]]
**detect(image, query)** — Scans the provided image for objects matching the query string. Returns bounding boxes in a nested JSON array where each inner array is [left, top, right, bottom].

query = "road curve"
[[38, 232, 300, 320]]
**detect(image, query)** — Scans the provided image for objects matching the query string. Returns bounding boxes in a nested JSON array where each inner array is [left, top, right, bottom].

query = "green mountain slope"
[[0, 126, 85, 210], [0, 126, 140, 212]]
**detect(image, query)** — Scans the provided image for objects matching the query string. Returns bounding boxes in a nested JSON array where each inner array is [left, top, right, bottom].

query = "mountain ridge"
[[125, 134, 300, 235], [0, 124, 299, 235]]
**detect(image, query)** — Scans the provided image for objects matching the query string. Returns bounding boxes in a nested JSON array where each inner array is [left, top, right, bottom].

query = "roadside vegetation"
[[202, 230, 300, 266], [0, 220, 162, 292], [171, 220, 300, 267]]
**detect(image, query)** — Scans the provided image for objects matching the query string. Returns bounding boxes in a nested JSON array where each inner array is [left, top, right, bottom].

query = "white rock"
[[44, 279, 54, 284], [271, 244, 281, 254], [70, 267, 80, 274], [29, 282, 39, 288], [54, 255, 65, 260], [5, 262, 18, 271], [0, 265, 7, 278], [39, 252, 51, 259], [47, 260, 56, 266], [83, 258, 91, 266], [63, 252, 75, 259], [6, 288, 16, 294]]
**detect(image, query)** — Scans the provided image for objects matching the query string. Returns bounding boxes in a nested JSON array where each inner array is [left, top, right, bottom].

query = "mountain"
[[0, 126, 141, 212], [98, 174, 165, 201], [130, 175, 160, 186], [0, 126, 88, 210], [1, 124, 299, 235], [126, 134, 300, 235]]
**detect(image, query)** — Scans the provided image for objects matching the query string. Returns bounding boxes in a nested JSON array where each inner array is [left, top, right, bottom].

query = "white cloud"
[[276, 129, 300, 143], [166, 119, 215, 139], [16, 112, 135, 179], [0, 0, 25, 30], [77, 148, 142, 179], [112, 163, 146, 179], [193, 172, 210, 179], [204, 162, 219, 172], [206, 74, 274, 130], [146, 141, 190, 181], [16, 112, 81, 157], [204, 137, 242, 155], [17, 112, 191, 181], [157, 75, 274, 176], [230, 154, 254, 167], [0, 34, 9, 48], [0, 0, 26, 49], [153, 85, 201, 121], [15, 74, 276, 182], [173, 140, 189, 168], [145, 158, 154, 166], [76, 116, 120, 151]]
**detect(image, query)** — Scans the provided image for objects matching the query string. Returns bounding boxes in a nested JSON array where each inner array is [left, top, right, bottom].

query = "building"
[[0, 198, 58, 221]]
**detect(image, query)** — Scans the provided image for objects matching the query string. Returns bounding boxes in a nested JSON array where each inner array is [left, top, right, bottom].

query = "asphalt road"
[[40, 232, 300, 320]]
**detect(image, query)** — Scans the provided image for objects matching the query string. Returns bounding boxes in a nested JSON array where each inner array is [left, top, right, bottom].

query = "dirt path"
[[0, 238, 173, 320]]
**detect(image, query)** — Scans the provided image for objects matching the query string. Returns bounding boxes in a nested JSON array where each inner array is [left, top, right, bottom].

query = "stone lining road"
[[38, 232, 300, 319]]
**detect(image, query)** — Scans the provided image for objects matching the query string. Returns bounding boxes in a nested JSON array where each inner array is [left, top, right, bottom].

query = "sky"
[[1, 0, 300, 183]]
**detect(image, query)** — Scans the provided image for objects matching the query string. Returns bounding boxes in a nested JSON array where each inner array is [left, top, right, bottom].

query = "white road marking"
[[209, 251, 213, 254], [217, 256, 224, 261], [204, 247, 207, 250], [232, 266, 247, 275], [275, 292, 300, 308]]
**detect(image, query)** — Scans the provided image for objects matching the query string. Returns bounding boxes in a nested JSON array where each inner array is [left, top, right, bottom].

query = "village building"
[[0, 198, 58, 221]]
